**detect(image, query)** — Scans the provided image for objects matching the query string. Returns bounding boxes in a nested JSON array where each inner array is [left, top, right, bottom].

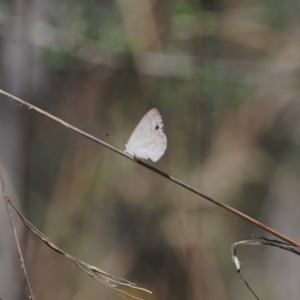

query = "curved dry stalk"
[[0, 88, 298, 248], [0, 163, 151, 300], [231, 236, 300, 300]]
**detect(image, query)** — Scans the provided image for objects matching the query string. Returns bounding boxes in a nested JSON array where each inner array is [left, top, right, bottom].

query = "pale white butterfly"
[[124, 108, 167, 162]]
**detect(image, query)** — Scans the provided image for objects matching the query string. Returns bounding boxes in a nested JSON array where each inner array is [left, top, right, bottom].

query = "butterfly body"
[[124, 108, 167, 162]]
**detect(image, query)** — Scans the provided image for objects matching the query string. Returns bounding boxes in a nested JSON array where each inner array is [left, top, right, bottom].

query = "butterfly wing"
[[125, 131, 167, 162], [126, 108, 164, 145], [125, 108, 167, 162]]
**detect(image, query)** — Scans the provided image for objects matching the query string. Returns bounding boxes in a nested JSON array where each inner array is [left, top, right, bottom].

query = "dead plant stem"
[[0, 88, 299, 248], [0, 164, 36, 300]]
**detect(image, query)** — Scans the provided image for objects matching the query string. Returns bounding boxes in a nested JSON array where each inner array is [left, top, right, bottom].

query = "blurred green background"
[[1, 0, 300, 299]]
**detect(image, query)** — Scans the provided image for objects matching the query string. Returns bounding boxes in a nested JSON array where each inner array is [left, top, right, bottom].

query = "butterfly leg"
[[132, 152, 141, 162]]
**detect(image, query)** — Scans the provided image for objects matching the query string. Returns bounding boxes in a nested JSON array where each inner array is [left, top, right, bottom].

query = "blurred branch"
[[1, 16, 193, 78], [0, 88, 299, 249], [0, 162, 151, 300], [0, 164, 36, 300]]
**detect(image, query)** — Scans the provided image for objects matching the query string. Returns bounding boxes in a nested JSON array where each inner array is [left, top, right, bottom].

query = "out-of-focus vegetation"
[[1, 0, 300, 299]]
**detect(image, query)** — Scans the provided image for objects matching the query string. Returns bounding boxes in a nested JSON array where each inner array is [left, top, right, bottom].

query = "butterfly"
[[124, 108, 167, 162]]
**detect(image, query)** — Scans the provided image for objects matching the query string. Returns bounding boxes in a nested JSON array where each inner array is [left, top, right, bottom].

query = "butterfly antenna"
[[105, 133, 117, 140], [106, 134, 127, 146]]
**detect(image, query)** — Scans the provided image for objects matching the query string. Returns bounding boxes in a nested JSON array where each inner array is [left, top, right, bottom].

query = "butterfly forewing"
[[126, 108, 164, 145]]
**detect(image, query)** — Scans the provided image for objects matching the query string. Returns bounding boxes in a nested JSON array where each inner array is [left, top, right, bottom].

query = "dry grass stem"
[[231, 236, 300, 300], [0, 163, 151, 300], [0, 164, 36, 300], [0, 88, 299, 248]]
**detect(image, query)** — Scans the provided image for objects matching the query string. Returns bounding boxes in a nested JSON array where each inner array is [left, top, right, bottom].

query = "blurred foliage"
[[1, 0, 300, 300]]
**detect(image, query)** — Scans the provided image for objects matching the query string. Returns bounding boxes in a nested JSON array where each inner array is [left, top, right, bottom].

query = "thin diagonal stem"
[[0, 164, 36, 300], [4, 184, 151, 300], [0, 88, 299, 248]]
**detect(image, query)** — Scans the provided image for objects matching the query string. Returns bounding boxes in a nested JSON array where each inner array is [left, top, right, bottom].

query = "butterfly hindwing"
[[125, 131, 167, 162]]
